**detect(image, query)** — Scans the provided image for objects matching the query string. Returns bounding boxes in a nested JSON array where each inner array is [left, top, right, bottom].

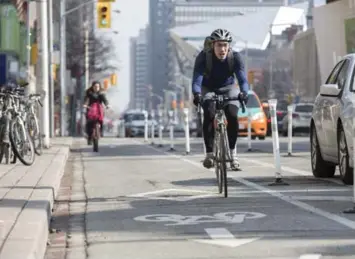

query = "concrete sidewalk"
[[0, 138, 72, 259]]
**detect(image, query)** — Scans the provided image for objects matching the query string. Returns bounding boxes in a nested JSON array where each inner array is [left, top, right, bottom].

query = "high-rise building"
[[129, 28, 149, 110], [148, 0, 308, 102]]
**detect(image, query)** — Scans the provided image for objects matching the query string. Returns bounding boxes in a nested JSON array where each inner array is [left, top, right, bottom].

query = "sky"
[[101, 0, 325, 114], [103, 0, 149, 114]]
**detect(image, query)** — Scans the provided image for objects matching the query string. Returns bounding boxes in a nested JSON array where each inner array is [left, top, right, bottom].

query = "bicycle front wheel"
[[93, 122, 100, 152], [219, 126, 228, 198], [10, 117, 35, 166], [214, 132, 222, 193]]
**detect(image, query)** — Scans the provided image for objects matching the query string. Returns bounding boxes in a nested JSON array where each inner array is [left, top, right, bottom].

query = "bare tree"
[[65, 0, 118, 80]]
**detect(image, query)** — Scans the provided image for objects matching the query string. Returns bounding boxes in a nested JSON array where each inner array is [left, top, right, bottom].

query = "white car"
[[281, 103, 313, 136], [311, 54, 355, 185]]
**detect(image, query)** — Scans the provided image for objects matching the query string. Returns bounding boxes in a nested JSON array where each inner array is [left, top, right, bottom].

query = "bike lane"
[[75, 138, 355, 259]]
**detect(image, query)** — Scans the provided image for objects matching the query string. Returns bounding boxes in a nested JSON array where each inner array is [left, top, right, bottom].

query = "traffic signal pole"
[[60, 0, 99, 136]]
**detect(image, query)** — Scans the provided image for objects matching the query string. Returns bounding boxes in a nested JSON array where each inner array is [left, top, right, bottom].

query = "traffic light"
[[110, 73, 117, 85], [103, 79, 109, 90], [97, 2, 111, 29]]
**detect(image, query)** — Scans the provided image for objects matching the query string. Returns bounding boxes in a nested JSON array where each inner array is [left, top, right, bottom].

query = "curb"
[[0, 145, 70, 259]]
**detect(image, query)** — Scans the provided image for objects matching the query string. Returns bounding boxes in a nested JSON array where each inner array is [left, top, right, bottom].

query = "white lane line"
[[135, 140, 355, 231], [241, 158, 345, 186], [291, 196, 352, 201], [299, 254, 322, 259]]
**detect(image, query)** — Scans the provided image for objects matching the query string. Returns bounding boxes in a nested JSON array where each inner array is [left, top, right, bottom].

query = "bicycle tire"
[[28, 114, 43, 156], [10, 117, 35, 166], [220, 126, 228, 198], [214, 132, 222, 193], [93, 122, 100, 152]]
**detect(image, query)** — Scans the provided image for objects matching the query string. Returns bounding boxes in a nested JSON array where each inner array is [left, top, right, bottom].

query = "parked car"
[[238, 90, 267, 140], [281, 103, 314, 136], [311, 54, 355, 185], [123, 110, 158, 137]]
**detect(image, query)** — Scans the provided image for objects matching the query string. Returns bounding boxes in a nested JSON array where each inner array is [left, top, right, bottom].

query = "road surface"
[[45, 137, 355, 259]]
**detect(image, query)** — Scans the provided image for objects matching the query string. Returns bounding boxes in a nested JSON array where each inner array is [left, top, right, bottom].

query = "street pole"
[[38, 0, 50, 148], [26, 0, 31, 85], [48, 0, 54, 137], [80, 22, 89, 136], [60, 0, 67, 136]]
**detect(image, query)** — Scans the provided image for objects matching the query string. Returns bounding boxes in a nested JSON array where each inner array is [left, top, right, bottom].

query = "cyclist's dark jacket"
[[192, 50, 249, 94], [84, 89, 109, 107]]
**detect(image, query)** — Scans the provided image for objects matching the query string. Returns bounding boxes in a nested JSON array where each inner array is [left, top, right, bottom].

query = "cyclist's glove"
[[193, 93, 202, 107], [239, 91, 248, 104]]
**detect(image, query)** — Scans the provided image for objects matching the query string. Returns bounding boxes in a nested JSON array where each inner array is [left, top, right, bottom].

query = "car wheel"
[[258, 136, 265, 140], [310, 124, 336, 178], [338, 126, 353, 185]]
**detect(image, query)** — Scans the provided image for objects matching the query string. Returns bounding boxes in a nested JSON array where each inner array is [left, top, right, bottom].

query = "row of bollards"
[[142, 108, 191, 155]]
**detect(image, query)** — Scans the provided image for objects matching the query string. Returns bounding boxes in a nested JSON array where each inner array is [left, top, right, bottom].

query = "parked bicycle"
[[0, 84, 36, 165]]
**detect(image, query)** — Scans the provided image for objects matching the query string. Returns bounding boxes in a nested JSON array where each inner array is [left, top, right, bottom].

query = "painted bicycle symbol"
[[134, 211, 266, 226]]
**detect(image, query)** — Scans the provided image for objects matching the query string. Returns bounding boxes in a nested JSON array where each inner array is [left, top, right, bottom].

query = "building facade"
[[130, 28, 149, 110], [148, 0, 307, 105]]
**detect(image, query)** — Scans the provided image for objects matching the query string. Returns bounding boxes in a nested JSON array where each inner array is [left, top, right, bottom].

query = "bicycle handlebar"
[[200, 95, 246, 113]]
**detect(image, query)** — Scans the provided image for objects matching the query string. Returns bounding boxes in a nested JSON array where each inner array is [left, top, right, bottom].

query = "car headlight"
[[252, 112, 264, 120]]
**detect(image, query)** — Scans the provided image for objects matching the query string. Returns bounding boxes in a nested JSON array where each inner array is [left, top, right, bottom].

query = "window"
[[246, 93, 260, 108], [325, 60, 344, 84], [335, 60, 350, 89], [294, 104, 313, 113]]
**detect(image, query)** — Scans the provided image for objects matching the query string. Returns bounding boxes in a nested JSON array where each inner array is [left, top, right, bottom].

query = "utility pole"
[[48, 0, 54, 137], [60, 0, 67, 136], [25, 0, 31, 87], [38, 0, 50, 147]]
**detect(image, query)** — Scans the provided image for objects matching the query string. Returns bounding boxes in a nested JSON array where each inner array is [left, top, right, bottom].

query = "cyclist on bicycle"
[[192, 28, 249, 170], [83, 81, 109, 144]]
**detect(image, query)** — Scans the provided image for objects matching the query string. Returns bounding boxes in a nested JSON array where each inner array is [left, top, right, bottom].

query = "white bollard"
[[343, 101, 355, 213], [144, 110, 148, 142], [183, 108, 190, 154], [158, 109, 163, 147], [287, 105, 293, 156], [151, 110, 155, 145], [168, 110, 175, 151], [247, 109, 252, 151], [119, 120, 125, 138], [198, 105, 206, 155], [268, 99, 288, 186]]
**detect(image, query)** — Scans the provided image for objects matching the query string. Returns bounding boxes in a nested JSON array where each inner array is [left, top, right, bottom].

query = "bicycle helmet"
[[210, 29, 233, 43]]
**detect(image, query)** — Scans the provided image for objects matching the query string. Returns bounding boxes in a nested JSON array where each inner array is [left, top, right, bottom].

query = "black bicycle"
[[199, 94, 245, 198]]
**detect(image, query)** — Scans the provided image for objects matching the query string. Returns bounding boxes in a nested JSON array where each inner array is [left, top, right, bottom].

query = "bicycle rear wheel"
[[219, 127, 228, 198], [214, 132, 222, 193], [28, 114, 42, 155]]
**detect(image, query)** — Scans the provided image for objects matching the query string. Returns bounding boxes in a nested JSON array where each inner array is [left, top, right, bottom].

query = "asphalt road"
[[46, 136, 355, 259]]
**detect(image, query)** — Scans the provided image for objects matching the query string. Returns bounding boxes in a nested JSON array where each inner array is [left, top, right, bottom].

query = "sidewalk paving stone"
[[0, 137, 73, 259]]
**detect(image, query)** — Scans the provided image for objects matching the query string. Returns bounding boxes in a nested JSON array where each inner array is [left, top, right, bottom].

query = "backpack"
[[203, 36, 235, 79]]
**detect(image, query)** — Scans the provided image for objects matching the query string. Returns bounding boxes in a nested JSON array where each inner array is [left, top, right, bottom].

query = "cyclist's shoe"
[[203, 152, 214, 169], [230, 152, 241, 171]]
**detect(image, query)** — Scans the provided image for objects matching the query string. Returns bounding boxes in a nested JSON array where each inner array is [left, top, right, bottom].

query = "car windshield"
[[295, 105, 313, 113], [246, 94, 260, 108], [124, 114, 147, 121]]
